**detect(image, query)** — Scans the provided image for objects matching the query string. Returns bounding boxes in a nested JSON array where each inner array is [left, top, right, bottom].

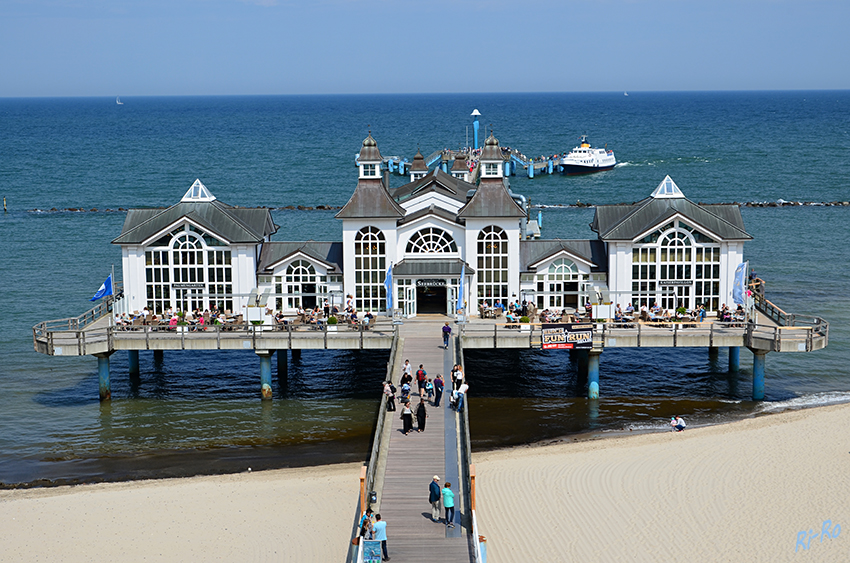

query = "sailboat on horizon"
[[116, 96, 123, 105]]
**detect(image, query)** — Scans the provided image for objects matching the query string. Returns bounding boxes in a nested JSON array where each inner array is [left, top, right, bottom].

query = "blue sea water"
[[1, 91, 849, 485]]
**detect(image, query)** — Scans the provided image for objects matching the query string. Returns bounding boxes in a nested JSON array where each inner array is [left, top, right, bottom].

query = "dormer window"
[[411, 172, 426, 181], [363, 164, 377, 177], [484, 163, 499, 177]]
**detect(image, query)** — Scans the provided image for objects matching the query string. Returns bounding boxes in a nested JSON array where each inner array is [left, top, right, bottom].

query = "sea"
[[1, 91, 849, 487]]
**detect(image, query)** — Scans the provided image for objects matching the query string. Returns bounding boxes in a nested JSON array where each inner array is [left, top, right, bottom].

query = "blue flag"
[[732, 261, 748, 305], [383, 263, 393, 312], [458, 262, 465, 313], [90, 274, 114, 301]]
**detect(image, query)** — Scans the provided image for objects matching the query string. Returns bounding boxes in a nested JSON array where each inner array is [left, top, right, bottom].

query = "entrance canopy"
[[393, 258, 475, 277]]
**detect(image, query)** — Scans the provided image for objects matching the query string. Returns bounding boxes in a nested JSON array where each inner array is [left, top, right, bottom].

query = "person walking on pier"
[[434, 374, 444, 407], [384, 381, 396, 412], [372, 513, 389, 560], [401, 360, 412, 387], [442, 482, 455, 528], [416, 364, 427, 396], [429, 476, 442, 522], [442, 322, 452, 348], [401, 402, 413, 435], [416, 399, 428, 432]]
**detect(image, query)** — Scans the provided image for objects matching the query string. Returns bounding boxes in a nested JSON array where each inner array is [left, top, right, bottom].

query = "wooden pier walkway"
[[376, 320, 473, 562]]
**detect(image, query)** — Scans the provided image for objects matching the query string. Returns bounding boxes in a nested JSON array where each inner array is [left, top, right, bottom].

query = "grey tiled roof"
[[592, 197, 751, 241], [480, 133, 504, 161], [392, 168, 472, 205], [458, 178, 525, 218], [257, 241, 343, 274], [335, 179, 405, 219], [112, 200, 277, 245], [520, 239, 608, 273], [392, 258, 474, 277]]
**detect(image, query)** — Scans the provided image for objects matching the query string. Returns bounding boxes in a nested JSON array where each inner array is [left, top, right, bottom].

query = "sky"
[[1, 0, 849, 97]]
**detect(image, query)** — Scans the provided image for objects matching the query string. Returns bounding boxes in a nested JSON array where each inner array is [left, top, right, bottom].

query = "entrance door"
[[302, 283, 317, 309], [404, 286, 416, 317], [447, 286, 456, 316], [416, 286, 447, 314]]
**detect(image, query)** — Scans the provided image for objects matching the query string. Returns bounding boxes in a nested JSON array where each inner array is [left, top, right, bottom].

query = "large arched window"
[[144, 224, 231, 314], [537, 258, 581, 308], [477, 225, 509, 308], [354, 226, 386, 312], [631, 221, 721, 311], [406, 227, 458, 254], [285, 260, 317, 309]]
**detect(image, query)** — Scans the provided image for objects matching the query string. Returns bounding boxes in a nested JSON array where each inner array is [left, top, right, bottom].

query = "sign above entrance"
[[541, 323, 593, 350], [172, 283, 205, 289], [416, 279, 446, 287], [659, 280, 693, 286]]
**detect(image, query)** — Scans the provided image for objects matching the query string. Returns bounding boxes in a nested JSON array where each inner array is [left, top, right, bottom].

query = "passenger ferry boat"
[[559, 135, 616, 175]]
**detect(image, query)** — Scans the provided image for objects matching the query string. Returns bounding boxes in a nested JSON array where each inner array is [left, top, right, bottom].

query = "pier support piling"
[[95, 352, 113, 401], [588, 350, 601, 399], [153, 350, 164, 364], [751, 349, 766, 400], [128, 350, 140, 375], [257, 351, 273, 400], [728, 346, 740, 372], [709, 346, 719, 359], [277, 349, 288, 378], [291, 349, 301, 362]]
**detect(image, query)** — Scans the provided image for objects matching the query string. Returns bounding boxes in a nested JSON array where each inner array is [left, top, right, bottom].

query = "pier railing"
[[458, 318, 828, 352], [456, 338, 485, 563], [33, 317, 397, 356]]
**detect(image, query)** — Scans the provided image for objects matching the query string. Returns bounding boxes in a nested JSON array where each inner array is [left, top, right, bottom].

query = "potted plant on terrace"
[[519, 315, 531, 332], [327, 316, 338, 332]]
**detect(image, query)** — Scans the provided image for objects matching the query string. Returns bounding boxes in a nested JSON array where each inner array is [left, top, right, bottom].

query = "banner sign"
[[659, 280, 693, 286], [172, 283, 206, 289], [542, 323, 593, 350], [362, 540, 382, 563], [416, 279, 446, 287]]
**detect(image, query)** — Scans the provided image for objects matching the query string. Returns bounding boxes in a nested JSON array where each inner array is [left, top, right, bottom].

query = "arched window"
[[354, 226, 386, 312], [537, 258, 582, 309], [630, 221, 721, 311], [144, 225, 231, 314], [477, 226, 509, 308], [406, 227, 458, 254], [285, 260, 317, 309]]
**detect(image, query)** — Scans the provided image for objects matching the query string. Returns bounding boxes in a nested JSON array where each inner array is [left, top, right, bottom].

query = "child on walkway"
[[425, 378, 434, 400]]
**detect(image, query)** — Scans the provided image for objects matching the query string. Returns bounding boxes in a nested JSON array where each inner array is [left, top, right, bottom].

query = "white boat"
[[116, 96, 123, 105], [559, 135, 616, 175]]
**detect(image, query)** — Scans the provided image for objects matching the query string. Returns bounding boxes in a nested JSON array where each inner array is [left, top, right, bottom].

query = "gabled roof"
[[520, 239, 608, 273], [335, 178, 405, 219], [392, 168, 472, 206], [397, 204, 465, 227], [591, 177, 751, 241], [457, 178, 525, 218], [257, 241, 344, 274], [112, 195, 277, 246]]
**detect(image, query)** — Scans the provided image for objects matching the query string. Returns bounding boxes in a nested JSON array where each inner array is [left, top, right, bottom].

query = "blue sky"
[[2, 0, 848, 97]]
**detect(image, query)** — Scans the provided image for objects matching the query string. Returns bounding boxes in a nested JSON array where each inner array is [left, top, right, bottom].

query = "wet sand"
[[473, 402, 850, 562]]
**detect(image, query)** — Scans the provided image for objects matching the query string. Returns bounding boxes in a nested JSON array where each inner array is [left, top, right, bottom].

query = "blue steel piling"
[[96, 353, 112, 401], [258, 352, 273, 399], [729, 346, 740, 372], [588, 351, 600, 399], [751, 350, 766, 400]]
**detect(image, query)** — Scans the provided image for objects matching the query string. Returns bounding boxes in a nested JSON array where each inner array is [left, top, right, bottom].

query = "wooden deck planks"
[[375, 322, 471, 562]]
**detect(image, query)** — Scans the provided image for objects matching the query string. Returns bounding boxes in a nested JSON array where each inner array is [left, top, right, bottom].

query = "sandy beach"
[[474, 403, 850, 562], [0, 463, 360, 562], [2, 405, 849, 562]]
